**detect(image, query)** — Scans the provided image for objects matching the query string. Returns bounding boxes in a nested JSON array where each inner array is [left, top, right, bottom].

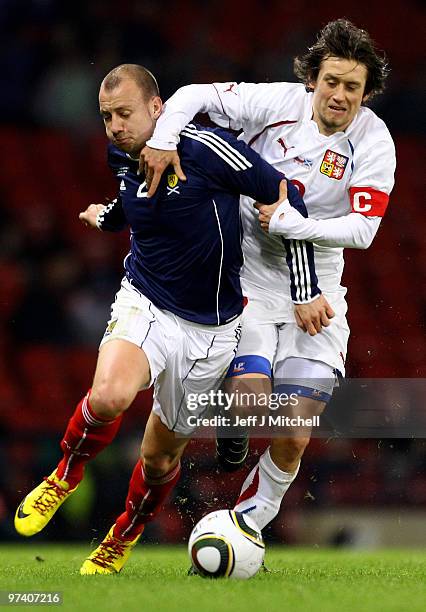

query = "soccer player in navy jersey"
[[14, 64, 325, 574]]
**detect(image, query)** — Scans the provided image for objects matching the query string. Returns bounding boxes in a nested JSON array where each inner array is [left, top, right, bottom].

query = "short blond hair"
[[102, 64, 160, 100]]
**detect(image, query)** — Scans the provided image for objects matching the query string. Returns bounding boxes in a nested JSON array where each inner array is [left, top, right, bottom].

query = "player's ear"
[[151, 96, 163, 119], [306, 78, 316, 92], [307, 68, 319, 92]]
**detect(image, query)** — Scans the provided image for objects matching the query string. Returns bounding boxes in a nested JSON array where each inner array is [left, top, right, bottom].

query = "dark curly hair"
[[294, 19, 389, 99]]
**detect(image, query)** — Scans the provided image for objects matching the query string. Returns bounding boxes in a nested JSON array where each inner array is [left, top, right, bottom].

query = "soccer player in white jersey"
[[140, 20, 396, 533]]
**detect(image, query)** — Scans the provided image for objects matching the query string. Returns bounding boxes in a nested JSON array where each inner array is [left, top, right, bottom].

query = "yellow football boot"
[[80, 525, 142, 575], [14, 470, 78, 537]]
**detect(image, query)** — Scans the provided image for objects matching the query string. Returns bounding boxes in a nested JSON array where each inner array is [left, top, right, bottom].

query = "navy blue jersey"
[[99, 123, 319, 324]]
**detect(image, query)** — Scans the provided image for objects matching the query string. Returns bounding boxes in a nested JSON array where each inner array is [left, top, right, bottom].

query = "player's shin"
[[217, 374, 271, 471], [114, 458, 181, 540], [233, 447, 299, 530], [56, 391, 123, 488]]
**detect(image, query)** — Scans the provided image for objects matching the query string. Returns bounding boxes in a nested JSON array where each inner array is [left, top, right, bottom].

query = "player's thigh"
[[222, 373, 272, 420], [152, 319, 241, 435], [141, 412, 190, 476], [272, 356, 334, 445], [227, 302, 278, 379], [274, 355, 338, 405], [224, 305, 277, 415], [92, 338, 151, 406], [274, 294, 349, 377], [222, 300, 278, 417], [94, 278, 169, 403]]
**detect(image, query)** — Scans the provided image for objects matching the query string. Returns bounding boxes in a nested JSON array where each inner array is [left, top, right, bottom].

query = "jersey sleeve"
[[349, 137, 396, 218], [97, 145, 129, 232], [147, 82, 295, 150], [182, 123, 282, 202], [281, 183, 321, 303], [269, 203, 382, 249], [269, 132, 396, 249], [96, 197, 127, 232], [182, 124, 321, 303]]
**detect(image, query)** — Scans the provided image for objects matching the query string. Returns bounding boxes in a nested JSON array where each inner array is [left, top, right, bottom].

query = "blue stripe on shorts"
[[274, 383, 332, 404], [226, 355, 271, 378]]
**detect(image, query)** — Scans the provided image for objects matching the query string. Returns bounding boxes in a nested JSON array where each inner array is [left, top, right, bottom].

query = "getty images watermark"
[[185, 389, 320, 429], [182, 379, 426, 439]]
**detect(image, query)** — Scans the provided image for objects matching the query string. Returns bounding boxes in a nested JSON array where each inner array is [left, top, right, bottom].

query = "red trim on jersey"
[[213, 83, 232, 130], [349, 187, 389, 217], [248, 120, 297, 146]]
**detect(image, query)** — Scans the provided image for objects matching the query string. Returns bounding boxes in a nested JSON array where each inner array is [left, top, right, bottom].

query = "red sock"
[[56, 391, 122, 488], [114, 459, 181, 540]]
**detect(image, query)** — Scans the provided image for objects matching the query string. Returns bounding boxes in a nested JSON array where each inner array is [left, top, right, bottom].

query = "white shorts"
[[100, 278, 241, 435], [235, 291, 349, 377]]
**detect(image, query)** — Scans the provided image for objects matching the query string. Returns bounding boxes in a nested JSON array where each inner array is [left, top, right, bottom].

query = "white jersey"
[[148, 82, 396, 320]]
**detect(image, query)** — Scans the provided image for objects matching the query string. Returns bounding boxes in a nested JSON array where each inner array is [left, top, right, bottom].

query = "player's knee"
[[141, 450, 178, 478], [223, 375, 271, 419], [90, 383, 134, 419]]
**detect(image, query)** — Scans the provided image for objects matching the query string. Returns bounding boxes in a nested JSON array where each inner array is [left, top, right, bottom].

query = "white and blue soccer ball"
[[188, 509, 265, 579]]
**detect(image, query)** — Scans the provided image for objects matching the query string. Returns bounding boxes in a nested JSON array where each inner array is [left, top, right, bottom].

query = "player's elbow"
[[351, 226, 377, 249], [354, 216, 380, 249], [356, 234, 375, 249], [174, 84, 199, 98], [352, 240, 371, 250]]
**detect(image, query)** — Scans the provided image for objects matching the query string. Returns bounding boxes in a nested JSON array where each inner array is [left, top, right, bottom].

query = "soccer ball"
[[188, 509, 265, 579]]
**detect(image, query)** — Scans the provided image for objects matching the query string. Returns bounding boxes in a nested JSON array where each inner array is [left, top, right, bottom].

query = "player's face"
[[310, 57, 368, 135], [99, 79, 162, 156]]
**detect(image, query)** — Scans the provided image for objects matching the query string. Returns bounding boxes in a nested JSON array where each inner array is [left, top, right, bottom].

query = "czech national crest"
[[320, 150, 348, 180]]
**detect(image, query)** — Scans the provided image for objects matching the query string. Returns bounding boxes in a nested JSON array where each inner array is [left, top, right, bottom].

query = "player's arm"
[[88, 146, 130, 232], [79, 203, 104, 229], [259, 139, 395, 249], [148, 82, 273, 148], [192, 126, 322, 307], [259, 202, 382, 249], [141, 82, 279, 195], [79, 198, 127, 232], [97, 197, 128, 232], [254, 181, 335, 333]]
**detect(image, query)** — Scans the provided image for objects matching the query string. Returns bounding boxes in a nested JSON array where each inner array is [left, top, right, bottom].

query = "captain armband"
[[349, 187, 389, 217]]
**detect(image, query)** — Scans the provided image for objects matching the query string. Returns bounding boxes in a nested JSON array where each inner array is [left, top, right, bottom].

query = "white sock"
[[233, 447, 300, 530]]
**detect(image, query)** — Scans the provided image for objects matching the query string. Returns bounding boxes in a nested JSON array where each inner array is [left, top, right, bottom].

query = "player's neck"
[[313, 116, 351, 137]]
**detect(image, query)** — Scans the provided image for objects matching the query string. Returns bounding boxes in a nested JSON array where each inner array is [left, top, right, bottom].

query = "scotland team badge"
[[167, 173, 179, 188], [167, 173, 180, 196]]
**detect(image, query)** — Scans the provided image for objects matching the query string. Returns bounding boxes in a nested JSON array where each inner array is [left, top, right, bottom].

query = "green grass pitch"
[[1, 545, 426, 612]]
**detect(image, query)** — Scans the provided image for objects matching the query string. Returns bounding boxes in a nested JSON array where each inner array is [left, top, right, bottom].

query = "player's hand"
[[294, 295, 335, 336], [139, 146, 186, 197], [79, 204, 105, 229], [254, 180, 288, 232]]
